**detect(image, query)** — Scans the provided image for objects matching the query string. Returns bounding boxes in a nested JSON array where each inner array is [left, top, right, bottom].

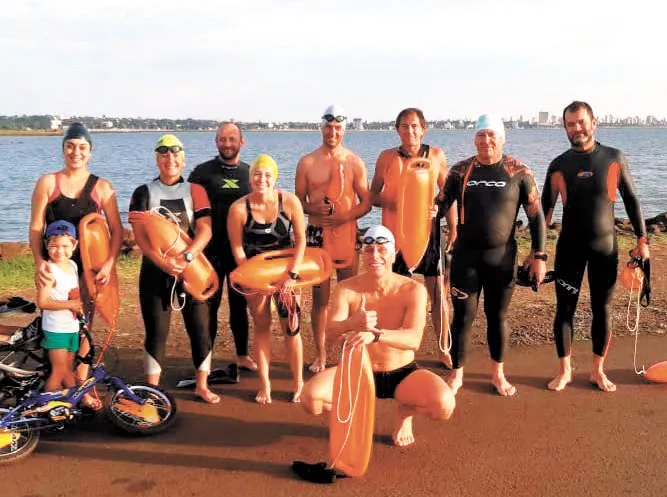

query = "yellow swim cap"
[[154, 134, 185, 160], [250, 153, 279, 179]]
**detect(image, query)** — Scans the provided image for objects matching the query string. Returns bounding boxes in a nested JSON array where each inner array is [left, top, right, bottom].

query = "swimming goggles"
[[322, 114, 346, 123], [362, 235, 392, 246], [155, 145, 184, 154]]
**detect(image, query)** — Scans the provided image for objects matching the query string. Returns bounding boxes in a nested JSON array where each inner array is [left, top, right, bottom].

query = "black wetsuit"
[[440, 155, 545, 368], [392, 145, 443, 277], [188, 158, 251, 357], [44, 173, 100, 269], [129, 178, 213, 375], [541, 142, 647, 357]]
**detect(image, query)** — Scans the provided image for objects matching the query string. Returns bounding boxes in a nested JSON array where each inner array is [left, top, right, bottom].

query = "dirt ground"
[[1, 235, 666, 497]]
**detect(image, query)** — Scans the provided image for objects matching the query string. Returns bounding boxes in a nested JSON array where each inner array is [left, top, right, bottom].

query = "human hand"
[[530, 259, 547, 288], [631, 242, 650, 261], [349, 294, 377, 332], [428, 204, 438, 221], [94, 258, 116, 285], [35, 260, 54, 288], [311, 200, 334, 217]]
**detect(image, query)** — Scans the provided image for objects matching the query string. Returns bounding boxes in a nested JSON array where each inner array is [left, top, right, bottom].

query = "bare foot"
[[194, 388, 221, 404], [237, 356, 258, 372], [590, 371, 616, 392], [438, 352, 453, 370], [392, 416, 415, 447], [491, 376, 517, 397], [446, 369, 463, 395], [255, 388, 272, 404], [547, 372, 572, 392], [308, 357, 326, 374]]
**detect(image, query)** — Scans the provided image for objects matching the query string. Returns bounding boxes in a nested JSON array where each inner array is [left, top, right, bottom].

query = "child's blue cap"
[[45, 220, 77, 239]]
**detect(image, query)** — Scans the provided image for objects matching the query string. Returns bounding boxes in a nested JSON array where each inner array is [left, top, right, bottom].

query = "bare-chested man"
[[295, 104, 371, 373], [301, 225, 455, 447], [370, 108, 456, 368]]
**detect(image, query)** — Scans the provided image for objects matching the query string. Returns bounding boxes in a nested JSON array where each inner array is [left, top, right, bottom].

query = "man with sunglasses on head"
[[370, 108, 456, 369], [438, 114, 547, 397], [189, 122, 256, 375], [295, 104, 372, 374], [301, 225, 455, 447]]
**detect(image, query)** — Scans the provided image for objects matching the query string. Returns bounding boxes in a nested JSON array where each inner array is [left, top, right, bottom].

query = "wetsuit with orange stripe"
[[541, 142, 646, 358], [440, 155, 545, 368]]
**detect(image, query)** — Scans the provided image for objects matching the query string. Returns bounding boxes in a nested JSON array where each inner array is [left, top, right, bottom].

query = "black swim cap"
[[63, 122, 92, 148]]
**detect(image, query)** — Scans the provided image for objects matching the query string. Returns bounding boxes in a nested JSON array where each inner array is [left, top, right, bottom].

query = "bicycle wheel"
[[106, 382, 177, 435], [0, 408, 40, 464]]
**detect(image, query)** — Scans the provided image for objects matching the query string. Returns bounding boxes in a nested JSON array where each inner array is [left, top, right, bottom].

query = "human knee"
[[300, 386, 323, 415], [434, 389, 456, 420]]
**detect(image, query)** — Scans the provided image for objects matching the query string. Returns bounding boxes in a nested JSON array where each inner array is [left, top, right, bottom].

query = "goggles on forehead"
[[155, 145, 183, 154], [322, 114, 346, 123], [362, 235, 392, 246]]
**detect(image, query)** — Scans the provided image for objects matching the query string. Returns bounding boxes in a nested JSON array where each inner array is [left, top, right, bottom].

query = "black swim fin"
[[291, 461, 345, 484]]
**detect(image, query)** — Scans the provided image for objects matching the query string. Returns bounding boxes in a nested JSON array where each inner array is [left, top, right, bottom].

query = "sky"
[[1, 0, 664, 122]]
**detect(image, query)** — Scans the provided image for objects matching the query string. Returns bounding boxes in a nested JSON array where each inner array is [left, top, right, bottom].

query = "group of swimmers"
[[26, 100, 650, 446]]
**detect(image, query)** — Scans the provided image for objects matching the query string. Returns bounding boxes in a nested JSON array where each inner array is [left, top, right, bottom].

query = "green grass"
[[0, 254, 141, 295]]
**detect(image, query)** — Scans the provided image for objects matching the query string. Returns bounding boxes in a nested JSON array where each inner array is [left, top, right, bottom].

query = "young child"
[[36, 220, 83, 394]]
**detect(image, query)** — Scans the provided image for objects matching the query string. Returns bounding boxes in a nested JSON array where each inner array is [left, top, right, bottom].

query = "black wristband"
[[534, 253, 548, 262], [372, 331, 381, 343], [288, 271, 299, 280]]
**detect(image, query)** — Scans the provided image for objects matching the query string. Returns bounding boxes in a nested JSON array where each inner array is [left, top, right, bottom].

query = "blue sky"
[[2, 0, 663, 121]]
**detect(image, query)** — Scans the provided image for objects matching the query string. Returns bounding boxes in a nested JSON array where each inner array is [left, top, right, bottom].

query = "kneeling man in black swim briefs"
[[301, 225, 455, 447]]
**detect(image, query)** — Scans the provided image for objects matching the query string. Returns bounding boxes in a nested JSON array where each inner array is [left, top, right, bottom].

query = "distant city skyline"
[[3, 1, 664, 121]]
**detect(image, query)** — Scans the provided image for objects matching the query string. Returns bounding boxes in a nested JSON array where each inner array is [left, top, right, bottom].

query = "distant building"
[[538, 111, 549, 125], [352, 118, 363, 130], [50, 117, 61, 130]]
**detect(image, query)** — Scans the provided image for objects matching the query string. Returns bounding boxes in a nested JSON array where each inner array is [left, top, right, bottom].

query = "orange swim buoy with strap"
[[78, 213, 120, 330], [329, 342, 375, 477], [381, 154, 402, 235], [620, 257, 644, 291], [128, 210, 219, 302], [395, 157, 437, 271], [230, 247, 333, 294], [643, 360, 667, 383], [323, 162, 357, 268]]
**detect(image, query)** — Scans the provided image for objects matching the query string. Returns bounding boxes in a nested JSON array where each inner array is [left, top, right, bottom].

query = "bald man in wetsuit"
[[542, 101, 650, 393], [439, 114, 547, 396]]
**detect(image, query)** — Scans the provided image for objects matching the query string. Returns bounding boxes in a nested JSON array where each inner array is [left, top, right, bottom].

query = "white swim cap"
[[321, 104, 347, 127], [475, 114, 505, 141], [362, 224, 396, 254]]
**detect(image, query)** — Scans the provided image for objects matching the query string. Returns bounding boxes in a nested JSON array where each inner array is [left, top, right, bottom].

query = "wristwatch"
[[288, 271, 299, 280], [372, 330, 382, 343], [183, 252, 194, 263], [533, 253, 548, 262]]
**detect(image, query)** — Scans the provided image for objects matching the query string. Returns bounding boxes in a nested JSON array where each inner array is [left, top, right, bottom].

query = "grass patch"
[[0, 254, 142, 295]]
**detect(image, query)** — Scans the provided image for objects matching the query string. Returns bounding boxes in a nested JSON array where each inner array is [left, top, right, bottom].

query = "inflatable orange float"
[[395, 157, 437, 271], [128, 210, 219, 301], [323, 163, 357, 268], [230, 247, 333, 294], [643, 361, 667, 383], [329, 343, 375, 477], [78, 213, 119, 330]]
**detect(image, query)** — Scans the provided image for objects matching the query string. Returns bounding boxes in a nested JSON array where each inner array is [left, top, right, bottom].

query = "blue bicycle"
[[0, 319, 177, 463]]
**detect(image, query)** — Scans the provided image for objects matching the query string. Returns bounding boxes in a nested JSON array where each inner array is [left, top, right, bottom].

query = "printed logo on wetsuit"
[[221, 179, 240, 189], [466, 180, 507, 188], [556, 279, 579, 295], [576, 171, 594, 179]]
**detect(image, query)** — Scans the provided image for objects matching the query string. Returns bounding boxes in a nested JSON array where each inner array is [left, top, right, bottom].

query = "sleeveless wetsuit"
[[44, 172, 102, 268], [188, 158, 251, 357], [440, 155, 545, 368], [541, 142, 647, 357], [129, 178, 213, 375], [391, 145, 442, 277]]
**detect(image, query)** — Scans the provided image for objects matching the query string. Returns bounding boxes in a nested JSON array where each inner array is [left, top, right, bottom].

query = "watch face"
[[184, 252, 193, 262]]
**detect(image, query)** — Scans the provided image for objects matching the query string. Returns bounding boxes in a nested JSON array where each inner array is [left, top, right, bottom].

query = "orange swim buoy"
[[128, 210, 219, 302], [620, 258, 644, 290], [643, 361, 667, 383], [395, 157, 437, 271], [329, 343, 375, 477], [230, 247, 333, 294], [78, 213, 120, 330], [381, 154, 402, 235], [323, 163, 357, 268]]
